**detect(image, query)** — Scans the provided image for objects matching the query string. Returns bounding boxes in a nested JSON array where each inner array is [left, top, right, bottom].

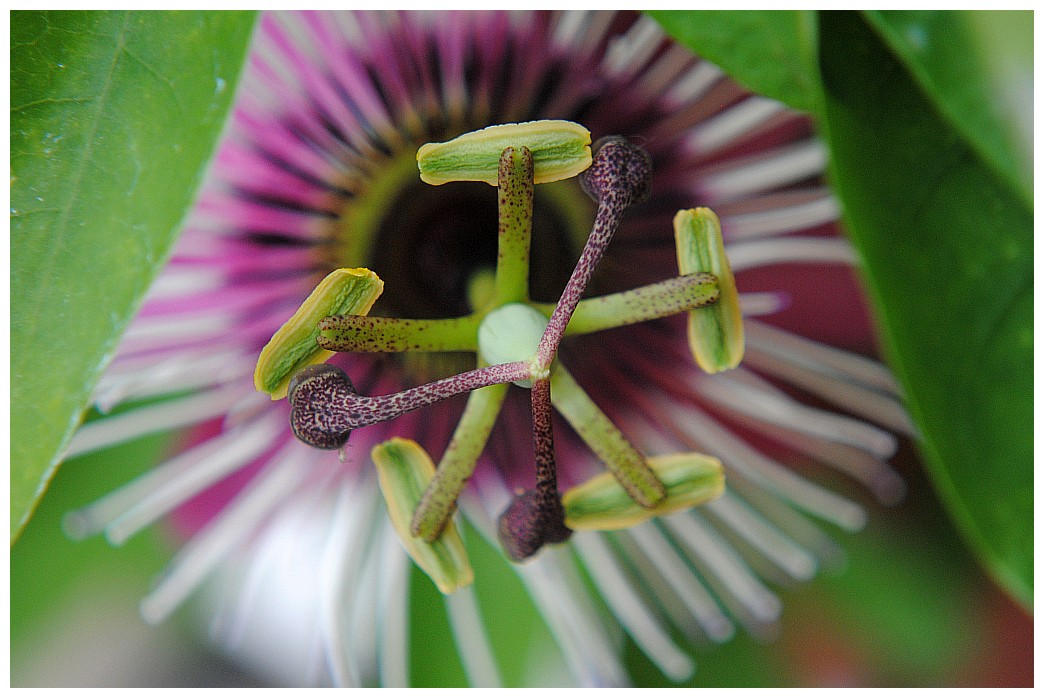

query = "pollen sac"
[[254, 267, 384, 399], [371, 438, 475, 595], [416, 120, 592, 186], [674, 208, 745, 373], [562, 453, 725, 530]]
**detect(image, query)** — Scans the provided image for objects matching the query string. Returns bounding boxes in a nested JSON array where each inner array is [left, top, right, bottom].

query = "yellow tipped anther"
[[254, 267, 383, 399], [372, 438, 474, 595], [674, 208, 745, 373], [562, 452, 725, 530], [417, 120, 592, 186]]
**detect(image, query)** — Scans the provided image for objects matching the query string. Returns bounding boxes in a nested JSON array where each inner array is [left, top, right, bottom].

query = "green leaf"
[[10, 11, 257, 539], [648, 10, 820, 114], [864, 10, 1032, 205], [817, 12, 1032, 607]]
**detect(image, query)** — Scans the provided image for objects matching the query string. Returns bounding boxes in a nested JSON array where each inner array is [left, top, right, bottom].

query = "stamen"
[[316, 314, 479, 353], [551, 365, 666, 508], [562, 452, 724, 530], [287, 361, 531, 450], [254, 267, 384, 399], [494, 145, 534, 305], [531, 272, 720, 336], [416, 120, 592, 186], [411, 383, 508, 541], [674, 207, 744, 373], [371, 438, 474, 594]]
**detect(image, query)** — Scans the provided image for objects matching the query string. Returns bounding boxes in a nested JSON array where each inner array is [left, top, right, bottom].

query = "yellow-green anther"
[[372, 438, 474, 595], [550, 365, 666, 508], [411, 381, 509, 542], [417, 120, 592, 186], [255, 268, 384, 399], [674, 208, 745, 373], [532, 273, 721, 336], [563, 452, 725, 530]]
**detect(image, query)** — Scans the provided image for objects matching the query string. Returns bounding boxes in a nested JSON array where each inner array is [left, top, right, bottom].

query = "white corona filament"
[[572, 532, 696, 682]]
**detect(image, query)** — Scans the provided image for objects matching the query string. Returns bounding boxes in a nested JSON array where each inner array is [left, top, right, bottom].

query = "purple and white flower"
[[63, 10, 913, 687]]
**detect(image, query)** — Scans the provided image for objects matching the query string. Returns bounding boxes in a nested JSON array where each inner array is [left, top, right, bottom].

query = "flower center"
[[330, 152, 591, 321], [477, 303, 549, 387], [256, 122, 737, 580]]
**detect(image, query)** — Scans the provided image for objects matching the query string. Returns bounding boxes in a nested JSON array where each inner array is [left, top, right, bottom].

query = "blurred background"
[[11, 423, 1032, 687]]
